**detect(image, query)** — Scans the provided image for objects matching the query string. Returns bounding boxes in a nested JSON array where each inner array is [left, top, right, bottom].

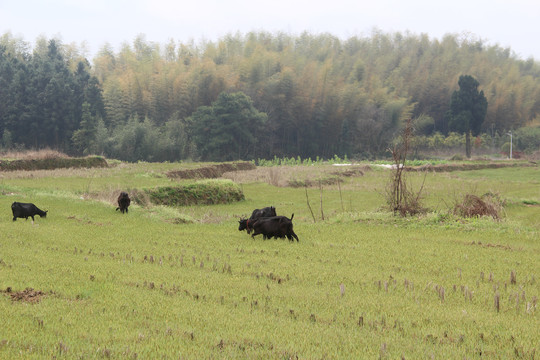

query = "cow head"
[[238, 218, 248, 231]]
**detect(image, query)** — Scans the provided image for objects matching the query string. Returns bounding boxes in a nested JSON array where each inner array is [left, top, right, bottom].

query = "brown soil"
[[166, 162, 255, 179], [0, 156, 108, 171], [469, 241, 513, 251], [330, 165, 371, 177], [410, 161, 536, 172], [2, 287, 48, 303]]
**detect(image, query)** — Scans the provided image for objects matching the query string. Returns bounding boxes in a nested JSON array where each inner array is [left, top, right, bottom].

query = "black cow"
[[11, 202, 48, 222], [116, 192, 131, 213], [250, 214, 299, 242], [238, 206, 277, 233]]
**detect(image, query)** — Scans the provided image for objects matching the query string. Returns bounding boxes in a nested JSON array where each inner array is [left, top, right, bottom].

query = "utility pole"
[[507, 131, 513, 159], [491, 123, 495, 149]]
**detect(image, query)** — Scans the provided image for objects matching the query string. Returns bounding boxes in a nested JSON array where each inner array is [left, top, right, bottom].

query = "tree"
[[72, 102, 98, 155], [188, 91, 267, 161], [446, 75, 488, 158]]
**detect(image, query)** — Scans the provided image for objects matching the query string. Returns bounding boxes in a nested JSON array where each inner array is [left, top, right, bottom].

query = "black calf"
[[12, 202, 47, 222], [250, 214, 299, 242], [116, 192, 131, 213], [239, 206, 277, 233]]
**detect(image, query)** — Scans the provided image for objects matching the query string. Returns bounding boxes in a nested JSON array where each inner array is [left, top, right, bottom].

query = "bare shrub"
[[452, 193, 504, 219], [385, 107, 427, 216]]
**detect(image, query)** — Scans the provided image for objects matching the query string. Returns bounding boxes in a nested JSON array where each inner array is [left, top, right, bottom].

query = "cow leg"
[[12, 217, 17, 221], [291, 231, 299, 242]]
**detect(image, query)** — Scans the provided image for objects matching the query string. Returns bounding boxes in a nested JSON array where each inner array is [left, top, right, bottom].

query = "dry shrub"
[[453, 193, 503, 219], [394, 189, 427, 217]]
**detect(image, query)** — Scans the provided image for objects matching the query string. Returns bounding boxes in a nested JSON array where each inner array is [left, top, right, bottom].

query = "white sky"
[[1, 0, 539, 61]]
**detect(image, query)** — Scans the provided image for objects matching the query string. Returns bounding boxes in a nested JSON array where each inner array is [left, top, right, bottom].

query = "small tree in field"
[[446, 75, 488, 158], [386, 105, 427, 216]]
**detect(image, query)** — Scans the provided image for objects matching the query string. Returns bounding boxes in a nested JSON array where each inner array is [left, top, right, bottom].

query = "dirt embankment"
[[166, 162, 255, 179], [0, 156, 108, 171], [409, 161, 536, 172]]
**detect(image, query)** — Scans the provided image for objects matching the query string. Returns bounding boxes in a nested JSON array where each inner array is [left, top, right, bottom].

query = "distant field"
[[0, 161, 538, 358]]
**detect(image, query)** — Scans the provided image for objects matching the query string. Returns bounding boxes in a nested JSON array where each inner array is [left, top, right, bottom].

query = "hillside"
[[1, 31, 539, 160]]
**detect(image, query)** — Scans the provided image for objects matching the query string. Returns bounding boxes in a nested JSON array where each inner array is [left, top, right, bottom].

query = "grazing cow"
[[238, 206, 277, 233], [116, 192, 131, 213], [11, 202, 48, 222], [250, 214, 299, 242]]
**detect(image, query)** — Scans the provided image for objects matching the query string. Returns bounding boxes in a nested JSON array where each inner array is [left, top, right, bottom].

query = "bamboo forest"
[[1, 31, 539, 161]]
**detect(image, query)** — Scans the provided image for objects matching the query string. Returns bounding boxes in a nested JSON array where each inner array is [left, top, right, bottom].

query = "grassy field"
[[0, 161, 539, 359]]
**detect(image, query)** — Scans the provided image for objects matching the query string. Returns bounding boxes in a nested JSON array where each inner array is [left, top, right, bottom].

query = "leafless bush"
[[385, 107, 428, 216], [452, 192, 504, 219]]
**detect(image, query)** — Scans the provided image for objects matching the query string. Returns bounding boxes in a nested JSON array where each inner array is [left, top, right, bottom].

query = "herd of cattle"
[[11, 192, 131, 223], [238, 206, 299, 242], [11, 194, 299, 242]]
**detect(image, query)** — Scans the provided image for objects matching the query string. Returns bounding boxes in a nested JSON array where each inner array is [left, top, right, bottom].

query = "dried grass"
[[166, 162, 255, 179], [222, 165, 368, 188], [453, 193, 504, 219], [0, 148, 69, 160]]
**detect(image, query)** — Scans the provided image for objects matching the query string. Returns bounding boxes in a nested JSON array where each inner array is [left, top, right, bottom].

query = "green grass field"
[[0, 162, 538, 358]]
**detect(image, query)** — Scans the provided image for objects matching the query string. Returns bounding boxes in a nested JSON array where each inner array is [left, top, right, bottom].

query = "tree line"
[[1, 31, 539, 161]]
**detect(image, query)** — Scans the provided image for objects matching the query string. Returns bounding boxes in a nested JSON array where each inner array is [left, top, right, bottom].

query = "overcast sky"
[[1, 0, 539, 61]]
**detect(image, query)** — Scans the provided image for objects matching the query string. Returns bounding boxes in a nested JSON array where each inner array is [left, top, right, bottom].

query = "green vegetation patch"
[[137, 180, 245, 206], [0, 156, 108, 171]]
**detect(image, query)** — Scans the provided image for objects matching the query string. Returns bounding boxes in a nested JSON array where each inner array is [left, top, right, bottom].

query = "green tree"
[[110, 116, 162, 162], [72, 102, 98, 155], [163, 113, 192, 160], [446, 75, 488, 158], [188, 91, 267, 161], [29, 39, 78, 149]]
